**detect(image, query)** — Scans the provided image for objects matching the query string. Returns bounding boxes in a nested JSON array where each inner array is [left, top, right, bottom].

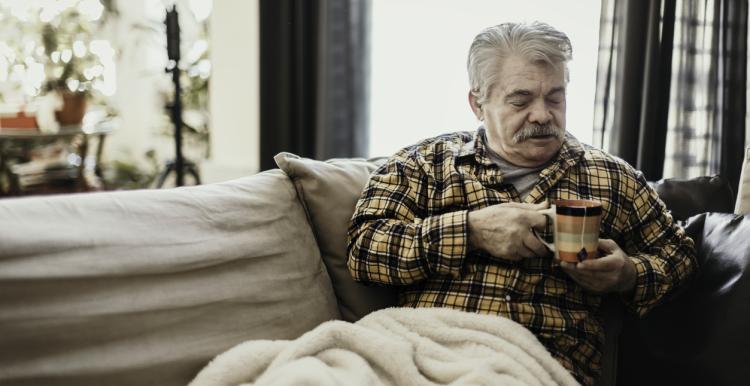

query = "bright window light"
[[369, 0, 602, 157]]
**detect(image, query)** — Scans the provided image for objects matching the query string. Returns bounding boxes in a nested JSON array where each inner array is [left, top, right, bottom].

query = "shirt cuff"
[[419, 210, 469, 278], [622, 254, 659, 316]]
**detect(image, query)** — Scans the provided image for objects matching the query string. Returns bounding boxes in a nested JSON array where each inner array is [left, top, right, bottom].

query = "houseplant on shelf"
[[0, 0, 117, 127]]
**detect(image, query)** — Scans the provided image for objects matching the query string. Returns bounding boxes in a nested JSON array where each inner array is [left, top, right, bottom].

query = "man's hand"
[[467, 201, 551, 261], [559, 239, 637, 294]]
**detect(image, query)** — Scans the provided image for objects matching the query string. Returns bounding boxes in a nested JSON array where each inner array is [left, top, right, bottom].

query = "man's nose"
[[528, 99, 552, 124]]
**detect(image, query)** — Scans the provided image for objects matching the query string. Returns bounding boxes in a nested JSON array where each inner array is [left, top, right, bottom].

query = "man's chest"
[[423, 161, 630, 237]]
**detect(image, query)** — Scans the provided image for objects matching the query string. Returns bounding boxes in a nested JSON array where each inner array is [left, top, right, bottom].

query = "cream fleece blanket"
[[189, 307, 580, 386]]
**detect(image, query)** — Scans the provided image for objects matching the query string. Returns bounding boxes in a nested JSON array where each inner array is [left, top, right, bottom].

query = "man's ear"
[[468, 90, 482, 121]]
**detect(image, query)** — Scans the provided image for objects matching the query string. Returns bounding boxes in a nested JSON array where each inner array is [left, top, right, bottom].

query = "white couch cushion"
[[0, 169, 340, 386]]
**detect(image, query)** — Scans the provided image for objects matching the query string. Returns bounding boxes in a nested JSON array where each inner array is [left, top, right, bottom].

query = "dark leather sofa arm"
[[613, 176, 746, 386], [616, 212, 750, 386]]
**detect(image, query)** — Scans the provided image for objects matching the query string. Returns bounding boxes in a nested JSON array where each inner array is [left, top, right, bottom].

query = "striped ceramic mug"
[[534, 199, 602, 263]]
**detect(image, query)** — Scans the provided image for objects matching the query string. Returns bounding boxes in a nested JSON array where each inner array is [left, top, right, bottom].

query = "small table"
[[0, 121, 115, 196]]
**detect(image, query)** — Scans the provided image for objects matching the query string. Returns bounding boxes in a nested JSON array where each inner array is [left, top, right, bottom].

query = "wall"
[[103, 0, 259, 185], [105, 0, 173, 170], [203, 0, 259, 183], [368, 0, 601, 157]]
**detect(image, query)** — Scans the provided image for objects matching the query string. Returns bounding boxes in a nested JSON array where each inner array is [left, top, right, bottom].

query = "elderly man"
[[347, 22, 696, 386]]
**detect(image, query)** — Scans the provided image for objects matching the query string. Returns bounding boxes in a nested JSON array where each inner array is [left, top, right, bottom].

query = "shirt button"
[[505, 295, 512, 301]]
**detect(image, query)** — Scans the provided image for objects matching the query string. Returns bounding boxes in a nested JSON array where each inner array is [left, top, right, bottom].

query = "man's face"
[[471, 55, 567, 167]]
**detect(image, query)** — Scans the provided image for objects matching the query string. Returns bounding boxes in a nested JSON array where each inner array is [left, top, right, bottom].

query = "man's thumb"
[[531, 200, 550, 210]]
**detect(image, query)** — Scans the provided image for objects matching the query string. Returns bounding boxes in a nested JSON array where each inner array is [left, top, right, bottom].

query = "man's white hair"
[[467, 21, 573, 107]]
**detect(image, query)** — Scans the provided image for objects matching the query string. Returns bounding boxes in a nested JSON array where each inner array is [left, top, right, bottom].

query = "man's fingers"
[[528, 212, 549, 230], [559, 261, 577, 270], [597, 238, 619, 254], [524, 232, 550, 257], [559, 263, 594, 283], [577, 252, 626, 272], [559, 263, 607, 291], [558, 238, 633, 294], [517, 244, 537, 259], [529, 200, 550, 210], [499, 200, 549, 210], [499, 202, 532, 209], [559, 262, 598, 278]]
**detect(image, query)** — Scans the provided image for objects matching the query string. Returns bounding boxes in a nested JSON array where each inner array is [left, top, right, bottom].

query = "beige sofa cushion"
[[275, 152, 398, 322], [0, 170, 340, 386]]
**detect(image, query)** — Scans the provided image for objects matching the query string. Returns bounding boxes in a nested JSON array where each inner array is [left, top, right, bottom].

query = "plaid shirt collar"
[[456, 127, 587, 203]]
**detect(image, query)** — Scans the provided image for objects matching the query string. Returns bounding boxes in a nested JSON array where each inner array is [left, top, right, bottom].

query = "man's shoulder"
[[580, 143, 637, 171], [576, 143, 646, 184], [392, 130, 474, 163]]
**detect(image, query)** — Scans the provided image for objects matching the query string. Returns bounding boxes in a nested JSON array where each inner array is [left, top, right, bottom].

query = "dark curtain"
[[259, 0, 370, 171], [593, 0, 747, 192], [593, 0, 677, 180]]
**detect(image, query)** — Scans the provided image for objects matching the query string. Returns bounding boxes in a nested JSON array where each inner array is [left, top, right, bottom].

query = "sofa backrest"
[[0, 170, 340, 386], [649, 175, 735, 221]]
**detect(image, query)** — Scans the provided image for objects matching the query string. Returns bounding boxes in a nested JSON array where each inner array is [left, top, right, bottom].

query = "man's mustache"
[[513, 124, 564, 144]]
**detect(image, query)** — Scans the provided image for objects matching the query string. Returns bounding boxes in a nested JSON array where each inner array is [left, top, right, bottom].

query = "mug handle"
[[532, 205, 556, 252]]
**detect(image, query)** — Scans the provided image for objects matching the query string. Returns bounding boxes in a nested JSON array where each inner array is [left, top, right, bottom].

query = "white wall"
[[106, 0, 174, 168], [104, 0, 259, 184], [203, 0, 259, 183], [369, 0, 601, 158]]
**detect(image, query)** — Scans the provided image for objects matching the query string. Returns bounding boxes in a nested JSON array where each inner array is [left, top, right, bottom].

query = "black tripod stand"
[[156, 5, 201, 188]]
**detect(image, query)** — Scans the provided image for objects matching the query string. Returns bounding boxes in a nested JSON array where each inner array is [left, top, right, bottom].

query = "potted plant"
[[0, 1, 116, 126], [41, 4, 116, 126]]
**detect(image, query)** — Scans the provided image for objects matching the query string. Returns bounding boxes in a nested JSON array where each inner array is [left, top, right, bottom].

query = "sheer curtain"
[[593, 0, 747, 191], [662, 0, 747, 191]]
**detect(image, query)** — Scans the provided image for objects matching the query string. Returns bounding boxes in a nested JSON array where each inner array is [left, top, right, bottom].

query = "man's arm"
[[560, 171, 696, 315], [617, 172, 697, 316], [346, 151, 470, 286], [347, 149, 552, 286]]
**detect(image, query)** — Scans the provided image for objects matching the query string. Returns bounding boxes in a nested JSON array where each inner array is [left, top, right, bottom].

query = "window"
[[369, 0, 602, 157]]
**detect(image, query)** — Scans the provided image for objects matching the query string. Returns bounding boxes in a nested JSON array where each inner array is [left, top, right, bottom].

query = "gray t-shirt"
[[482, 133, 549, 199]]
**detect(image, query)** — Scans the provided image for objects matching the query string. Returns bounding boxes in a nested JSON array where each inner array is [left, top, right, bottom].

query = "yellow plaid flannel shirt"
[[347, 129, 696, 386]]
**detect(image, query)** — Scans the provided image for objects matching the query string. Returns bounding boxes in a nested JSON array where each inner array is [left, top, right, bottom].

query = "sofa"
[[0, 153, 747, 386]]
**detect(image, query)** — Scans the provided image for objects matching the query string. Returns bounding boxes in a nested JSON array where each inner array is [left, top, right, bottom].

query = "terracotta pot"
[[0, 112, 38, 130], [55, 91, 87, 126]]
